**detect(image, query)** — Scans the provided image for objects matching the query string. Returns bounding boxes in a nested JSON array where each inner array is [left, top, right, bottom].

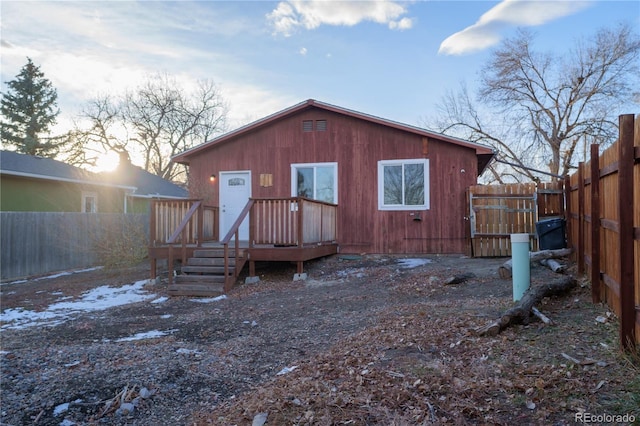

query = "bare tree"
[[73, 73, 227, 182], [62, 95, 127, 168], [430, 23, 639, 181]]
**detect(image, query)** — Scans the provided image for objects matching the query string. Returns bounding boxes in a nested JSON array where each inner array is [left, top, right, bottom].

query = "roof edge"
[[172, 99, 496, 163], [1, 169, 137, 191]]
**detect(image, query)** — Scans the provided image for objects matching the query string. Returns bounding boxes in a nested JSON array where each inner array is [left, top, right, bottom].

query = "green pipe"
[[511, 233, 531, 301]]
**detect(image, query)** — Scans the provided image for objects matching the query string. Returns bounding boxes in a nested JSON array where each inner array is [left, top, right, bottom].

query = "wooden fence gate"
[[468, 182, 564, 257]]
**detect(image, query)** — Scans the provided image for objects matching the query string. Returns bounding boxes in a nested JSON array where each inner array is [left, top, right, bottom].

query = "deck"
[[148, 198, 338, 295]]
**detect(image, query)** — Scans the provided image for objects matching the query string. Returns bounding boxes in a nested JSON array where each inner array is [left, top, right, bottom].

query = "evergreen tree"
[[1, 58, 61, 157]]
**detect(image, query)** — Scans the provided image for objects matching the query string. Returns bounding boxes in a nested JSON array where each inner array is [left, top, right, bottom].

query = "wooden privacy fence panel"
[[468, 182, 564, 257], [1, 212, 148, 280], [566, 113, 639, 349]]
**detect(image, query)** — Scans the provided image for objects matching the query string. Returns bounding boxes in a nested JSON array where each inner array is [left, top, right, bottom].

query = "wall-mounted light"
[[209, 174, 216, 182]]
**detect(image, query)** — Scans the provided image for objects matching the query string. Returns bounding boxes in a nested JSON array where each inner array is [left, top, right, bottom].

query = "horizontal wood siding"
[[1, 175, 127, 213], [187, 107, 480, 254]]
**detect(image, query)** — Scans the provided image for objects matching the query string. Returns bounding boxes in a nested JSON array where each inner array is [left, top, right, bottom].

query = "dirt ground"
[[1, 254, 638, 425]]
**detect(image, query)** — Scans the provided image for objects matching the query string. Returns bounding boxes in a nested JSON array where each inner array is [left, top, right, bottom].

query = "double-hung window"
[[291, 162, 337, 204], [378, 159, 429, 210]]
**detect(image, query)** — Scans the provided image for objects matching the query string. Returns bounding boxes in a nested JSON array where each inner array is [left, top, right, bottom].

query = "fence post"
[[590, 144, 601, 303], [564, 175, 572, 258], [618, 114, 636, 350], [577, 162, 585, 275]]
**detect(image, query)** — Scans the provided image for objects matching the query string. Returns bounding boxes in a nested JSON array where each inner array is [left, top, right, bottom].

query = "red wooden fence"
[[565, 114, 639, 349]]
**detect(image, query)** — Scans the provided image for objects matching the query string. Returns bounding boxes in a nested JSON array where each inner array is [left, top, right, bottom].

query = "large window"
[[378, 159, 429, 210], [291, 162, 337, 203]]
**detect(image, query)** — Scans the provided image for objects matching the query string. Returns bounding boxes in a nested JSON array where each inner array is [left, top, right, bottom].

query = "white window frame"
[[290, 162, 338, 204], [81, 191, 98, 213], [377, 159, 429, 211]]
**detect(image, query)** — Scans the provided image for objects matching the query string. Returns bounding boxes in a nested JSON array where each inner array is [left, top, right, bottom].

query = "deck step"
[[168, 283, 224, 297], [175, 274, 226, 284], [187, 257, 237, 267], [193, 249, 245, 258], [181, 265, 235, 274]]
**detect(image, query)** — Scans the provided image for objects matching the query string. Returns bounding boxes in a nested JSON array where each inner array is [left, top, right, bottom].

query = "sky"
[[1, 0, 638, 168]]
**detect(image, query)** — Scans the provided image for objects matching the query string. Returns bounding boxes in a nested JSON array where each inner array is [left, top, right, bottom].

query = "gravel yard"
[[1, 254, 638, 425]]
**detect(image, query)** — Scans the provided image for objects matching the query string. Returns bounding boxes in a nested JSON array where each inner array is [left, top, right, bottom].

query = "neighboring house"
[[172, 99, 495, 255], [0, 150, 188, 213], [100, 154, 188, 213], [0, 150, 134, 213]]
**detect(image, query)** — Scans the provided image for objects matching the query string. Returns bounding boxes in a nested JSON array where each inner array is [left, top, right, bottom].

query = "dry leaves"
[[194, 262, 639, 425]]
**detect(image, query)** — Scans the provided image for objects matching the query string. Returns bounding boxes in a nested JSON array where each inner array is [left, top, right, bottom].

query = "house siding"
[[186, 106, 479, 254], [1, 175, 126, 213]]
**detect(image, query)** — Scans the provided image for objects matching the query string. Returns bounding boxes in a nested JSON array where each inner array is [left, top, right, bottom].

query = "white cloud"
[[267, 0, 413, 36], [300, 47, 308, 55], [0, 1, 291, 135], [438, 0, 592, 55]]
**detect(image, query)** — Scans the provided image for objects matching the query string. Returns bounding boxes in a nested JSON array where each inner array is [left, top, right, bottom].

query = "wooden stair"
[[168, 248, 247, 296]]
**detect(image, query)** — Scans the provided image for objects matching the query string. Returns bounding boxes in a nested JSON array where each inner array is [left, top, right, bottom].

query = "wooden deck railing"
[[150, 199, 218, 246], [220, 199, 254, 292], [150, 199, 218, 284], [149, 197, 337, 289], [250, 197, 337, 247]]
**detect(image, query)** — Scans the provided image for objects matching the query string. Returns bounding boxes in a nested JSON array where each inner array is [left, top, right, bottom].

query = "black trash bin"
[[536, 218, 566, 250]]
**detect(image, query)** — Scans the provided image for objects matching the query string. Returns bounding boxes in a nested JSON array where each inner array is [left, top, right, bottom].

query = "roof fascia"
[[1, 170, 137, 191], [126, 193, 188, 200], [171, 99, 496, 163]]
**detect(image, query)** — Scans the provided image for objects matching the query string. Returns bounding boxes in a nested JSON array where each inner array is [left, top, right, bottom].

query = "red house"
[[150, 99, 495, 295]]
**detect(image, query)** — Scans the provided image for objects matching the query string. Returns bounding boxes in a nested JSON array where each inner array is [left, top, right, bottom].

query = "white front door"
[[220, 171, 251, 240]]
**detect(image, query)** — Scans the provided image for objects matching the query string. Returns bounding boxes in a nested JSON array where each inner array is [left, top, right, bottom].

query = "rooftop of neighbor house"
[[99, 154, 188, 199], [1, 150, 187, 198], [0, 150, 134, 189]]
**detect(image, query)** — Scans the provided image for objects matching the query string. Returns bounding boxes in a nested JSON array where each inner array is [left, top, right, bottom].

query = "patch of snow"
[[1, 266, 103, 286], [4, 279, 27, 285], [53, 402, 70, 416], [160, 314, 172, 319], [115, 329, 177, 342], [276, 365, 298, 375], [189, 295, 227, 303], [337, 268, 367, 278], [397, 258, 432, 269], [0, 279, 156, 330], [176, 348, 201, 355], [53, 399, 82, 416], [150, 297, 168, 304]]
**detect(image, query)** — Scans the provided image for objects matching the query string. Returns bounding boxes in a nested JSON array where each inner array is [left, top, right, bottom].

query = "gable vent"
[[302, 120, 313, 132], [316, 120, 327, 131]]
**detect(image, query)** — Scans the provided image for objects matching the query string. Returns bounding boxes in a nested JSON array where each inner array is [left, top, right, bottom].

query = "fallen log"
[[475, 275, 576, 336], [443, 272, 476, 285], [498, 248, 572, 279], [539, 258, 565, 273]]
